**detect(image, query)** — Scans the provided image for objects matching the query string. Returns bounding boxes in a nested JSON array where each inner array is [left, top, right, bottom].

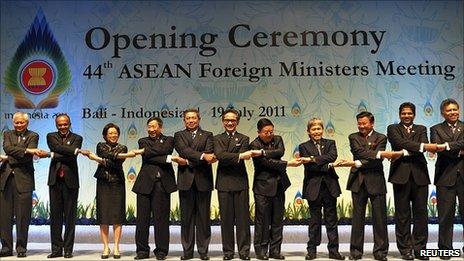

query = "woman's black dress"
[[94, 142, 127, 225]]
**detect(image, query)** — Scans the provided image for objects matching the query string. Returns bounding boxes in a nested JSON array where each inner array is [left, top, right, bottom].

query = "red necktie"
[[59, 135, 66, 178]]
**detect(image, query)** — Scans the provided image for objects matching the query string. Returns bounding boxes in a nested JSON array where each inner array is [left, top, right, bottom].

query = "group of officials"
[[0, 98, 462, 261]]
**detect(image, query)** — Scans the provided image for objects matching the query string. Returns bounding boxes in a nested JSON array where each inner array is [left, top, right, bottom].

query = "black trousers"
[[0, 175, 32, 254], [179, 183, 211, 256], [49, 178, 78, 254], [218, 190, 250, 257], [135, 180, 171, 256], [350, 183, 388, 258], [393, 176, 428, 255], [307, 181, 339, 254], [253, 188, 285, 257], [437, 174, 464, 250]]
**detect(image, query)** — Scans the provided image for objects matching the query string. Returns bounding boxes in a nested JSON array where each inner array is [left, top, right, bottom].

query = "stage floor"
[[1, 224, 462, 260]]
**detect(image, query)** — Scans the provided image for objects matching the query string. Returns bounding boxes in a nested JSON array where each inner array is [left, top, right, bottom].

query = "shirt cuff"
[[444, 142, 450, 151], [402, 149, 410, 156], [166, 155, 172, 163], [51, 152, 55, 159], [200, 153, 205, 160], [354, 160, 362, 168], [376, 151, 381, 159], [74, 148, 79, 155], [419, 143, 424, 153]]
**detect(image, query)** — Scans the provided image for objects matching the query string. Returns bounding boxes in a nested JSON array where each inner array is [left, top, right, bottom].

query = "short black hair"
[[55, 113, 71, 123], [102, 123, 120, 142], [257, 118, 274, 131], [440, 98, 460, 113], [221, 108, 240, 122], [147, 116, 163, 127], [183, 108, 200, 119], [356, 111, 375, 123], [399, 102, 416, 115]]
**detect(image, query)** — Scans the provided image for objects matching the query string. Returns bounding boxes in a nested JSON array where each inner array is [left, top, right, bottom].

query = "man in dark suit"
[[214, 108, 261, 260], [430, 98, 464, 260], [0, 112, 48, 258], [46, 114, 86, 259], [298, 118, 344, 260], [133, 117, 186, 260], [174, 109, 216, 260], [387, 102, 436, 260], [337, 111, 402, 261], [250, 118, 301, 260]]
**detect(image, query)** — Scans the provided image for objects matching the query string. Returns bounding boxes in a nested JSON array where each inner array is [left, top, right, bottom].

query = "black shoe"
[[401, 252, 414, 260], [223, 254, 234, 260], [17, 252, 27, 258], [305, 252, 316, 260], [134, 254, 149, 260], [180, 255, 193, 260], [239, 255, 250, 260], [64, 252, 73, 258], [101, 254, 109, 259], [47, 252, 63, 258], [415, 256, 429, 261], [269, 253, 285, 259], [134, 254, 150, 260], [0, 251, 13, 257], [155, 254, 166, 260], [439, 257, 451, 260], [329, 252, 345, 260], [200, 254, 210, 260], [256, 254, 269, 260], [113, 254, 121, 259], [348, 255, 362, 260], [374, 256, 387, 261]]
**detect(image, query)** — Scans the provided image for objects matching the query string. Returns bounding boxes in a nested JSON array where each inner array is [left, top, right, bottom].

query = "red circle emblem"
[[20, 60, 55, 94]]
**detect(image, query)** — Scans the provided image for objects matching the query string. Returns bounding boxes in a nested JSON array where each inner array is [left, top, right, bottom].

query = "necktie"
[[315, 142, 322, 155], [451, 125, 456, 134], [191, 131, 196, 139], [406, 126, 411, 134], [58, 135, 66, 178]]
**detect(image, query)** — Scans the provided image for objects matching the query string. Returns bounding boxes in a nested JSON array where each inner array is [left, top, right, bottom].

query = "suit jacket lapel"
[[409, 124, 417, 139], [441, 121, 455, 141], [453, 121, 463, 141]]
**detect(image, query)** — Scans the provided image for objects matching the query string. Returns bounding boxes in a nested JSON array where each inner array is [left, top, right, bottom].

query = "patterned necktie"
[[58, 135, 66, 178], [315, 142, 322, 155]]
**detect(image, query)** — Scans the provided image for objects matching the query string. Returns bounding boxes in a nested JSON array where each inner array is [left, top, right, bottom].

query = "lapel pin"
[[235, 138, 238, 141], [22, 137, 26, 140], [160, 139, 163, 143], [67, 141, 70, 145]]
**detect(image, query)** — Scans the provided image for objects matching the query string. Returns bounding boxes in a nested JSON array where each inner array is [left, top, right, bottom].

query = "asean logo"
[[20, 60, 55, 95], [4, 8, 70, 109]]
